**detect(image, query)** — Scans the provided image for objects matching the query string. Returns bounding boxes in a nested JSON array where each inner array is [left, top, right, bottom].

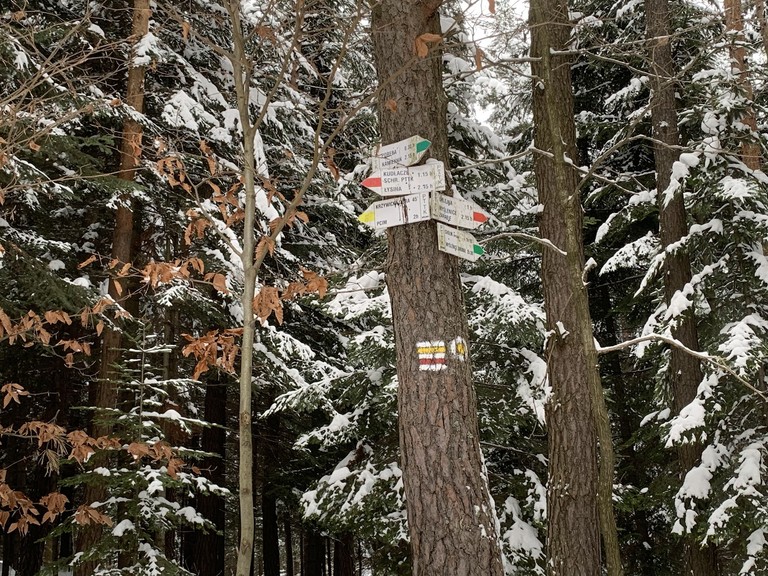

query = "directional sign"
[[359, 192, 431, 230], [372, 135, 431, 171], [430, 193, 488, 230], [362, 162, 446, 197], [436, 222, 484, 262]]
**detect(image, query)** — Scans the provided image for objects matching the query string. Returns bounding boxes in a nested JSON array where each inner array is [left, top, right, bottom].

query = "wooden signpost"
[[360, 135, 488, 261], [436, 222, 484, 262], [430, 192, 488, 230], [361, 161, 446, 196], [358, 192, 431, 230], [371, 135, 431, 170]]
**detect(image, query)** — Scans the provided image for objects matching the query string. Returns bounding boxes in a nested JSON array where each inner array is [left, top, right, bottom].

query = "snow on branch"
[[595, 333, 768, 401]]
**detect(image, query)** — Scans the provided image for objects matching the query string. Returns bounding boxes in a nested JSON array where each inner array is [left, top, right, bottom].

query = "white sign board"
[[372, 135, 431, 171], [362, 162, 446, 196], [430, 193, 488, 230], [359, 192, 431, 230], [436, 222, 484, 262]]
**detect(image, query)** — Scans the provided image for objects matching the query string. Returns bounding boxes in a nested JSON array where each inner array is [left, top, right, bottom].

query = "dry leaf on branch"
[[385, 99, 398, 113], [44, 310, 72, 325], [78, 254, 97, 269], [256, 236, 276, 260], [40, 492, 69, 523], [280, 281, 307, 301], [489, 0, 496, 13], [29, 141, 41, 152], [182, 21, 191, 41], [127, 442, 151, 461], [200, 140, 217, 175], [256, 25, 277, 44], [300, 265, 328, 298], [414, 33, 442, 58], [475, 47, 484, 70], [0, 309, 12, 336], [325, 148, 340, 181], [74, 505, 113, 527], [253, 286, 283, 325], [202, 272, 229, 295], [2, 383, 29, 408]]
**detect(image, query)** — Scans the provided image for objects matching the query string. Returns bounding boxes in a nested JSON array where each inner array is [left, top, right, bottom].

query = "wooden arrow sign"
[[362, 162, 446, 196], [372, 135, 431, 171], [436, 222, 484, 262], [430, 193, 488, 229], [359, 192, 431, 230]]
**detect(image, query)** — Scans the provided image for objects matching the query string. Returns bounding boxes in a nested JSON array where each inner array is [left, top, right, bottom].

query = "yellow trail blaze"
[[417, 346, 445, 354]]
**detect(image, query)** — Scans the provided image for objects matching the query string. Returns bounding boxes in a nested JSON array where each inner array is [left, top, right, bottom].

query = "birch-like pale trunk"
[[227, 3, 257, 573]]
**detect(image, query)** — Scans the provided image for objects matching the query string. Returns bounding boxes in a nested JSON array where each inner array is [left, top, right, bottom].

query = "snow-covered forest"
[[2, 0, 768, 574]]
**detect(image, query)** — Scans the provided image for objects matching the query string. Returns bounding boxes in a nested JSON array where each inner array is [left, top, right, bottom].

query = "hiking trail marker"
[[360, 134, 489, 262], [371, 135, 431, 171], [359, 192, 431, 230], [431, 192, 488, 230], [362, 161, 446, 197], [436, 222, 484, 262], [417, 341, 447, 371]]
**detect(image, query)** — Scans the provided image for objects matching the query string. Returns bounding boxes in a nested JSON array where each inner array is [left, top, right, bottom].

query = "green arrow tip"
[[473, 245, 484, 256], [416, 140, 430, 153]]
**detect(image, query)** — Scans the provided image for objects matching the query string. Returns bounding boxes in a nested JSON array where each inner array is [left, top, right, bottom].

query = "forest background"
[[1, 0, 768, 575]]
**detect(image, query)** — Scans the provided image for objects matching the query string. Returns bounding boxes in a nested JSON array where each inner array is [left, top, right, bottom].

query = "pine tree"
[[369, 0, 505, 574]]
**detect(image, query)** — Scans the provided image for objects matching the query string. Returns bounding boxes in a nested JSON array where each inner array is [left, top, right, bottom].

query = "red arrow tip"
[[473, 212, 488, 223], [362, 177, 382, 189]]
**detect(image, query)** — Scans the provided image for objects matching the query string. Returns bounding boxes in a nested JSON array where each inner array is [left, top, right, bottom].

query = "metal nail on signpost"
[[359, 192, 431, 230], [371, 135, 431, 171], [430, 192, 488, 230], [436, 222, 484, 262], [361, 161, 446, 197]]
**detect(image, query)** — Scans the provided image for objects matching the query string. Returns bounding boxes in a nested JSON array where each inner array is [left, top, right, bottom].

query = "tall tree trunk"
[[645, 1, 721, 575], [224, 1, 258, 574], [303, 529, 324, 576], [724, 0, 761, 170], [192, 379, 227, 576], [75, 3, 150, 574], [285, 521, 295, 576], [262, 489, 280, 576], [334, 534, 355, 576], [370, 3, 504, 575], [2, 531, 12, 576], [755, 0, 768, 59], [529, 0, 622, 574], [262, 392, 281, 576]]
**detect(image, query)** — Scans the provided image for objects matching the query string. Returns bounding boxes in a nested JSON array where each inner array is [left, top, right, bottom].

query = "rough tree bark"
[[285, 521, 295, 576], [645, 1, 721, 575], [334, 534, 355, 576], [261, 400, 281, 576], [370, 2, 504, 575], [191, 379, 227, 576], [303, 529, 324, 576], [75, 2, 150, 573], [755, 0, 768, 60], [529, 0, 622, 574], [724, 0, 761, 170]]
